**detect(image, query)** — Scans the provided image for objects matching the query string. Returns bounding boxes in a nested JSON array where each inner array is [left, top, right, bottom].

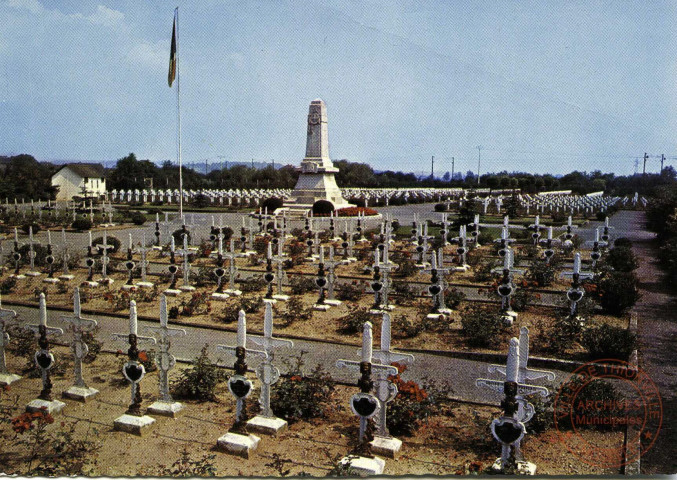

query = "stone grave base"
[[356, 238, 370, 243], [179, 285, 196, 292], [63, 386, 99, 401], [211, 293, 230, 301], [501, 311, 518, 326], [415, 263, 431, 269], [114, 414, 156, 435], [147, 400, 184, 417], [121, 284, 137, 291], [42, 277, 59, 284], [324, 299, 342, 307], [340, 258, 357, 265], [246, 415, 287, 435], [58, 274, 75, 281], [135, 282, 155, 289], [163, 289, 182, 297], [0, 373, 21, 386], [10, 274, 26, 279], [241, 251, 257, 257], [82, 281, 100, 288], [26, 398, 66, 415], [339, 455, 385, 475], [313, 304, 331, 312], [272, 294, 290, 302], [25, 271, 41, 277], [216, 431, 260, 458], [454, 265, 470, 272], [224, 289, 242, 296], [370, 435, 402, 458], [490, 458, 536, 475], [152, 246, 163, 251]]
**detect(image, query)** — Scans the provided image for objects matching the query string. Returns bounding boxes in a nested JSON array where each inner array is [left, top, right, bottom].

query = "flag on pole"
[[168, 12, 177, 87]]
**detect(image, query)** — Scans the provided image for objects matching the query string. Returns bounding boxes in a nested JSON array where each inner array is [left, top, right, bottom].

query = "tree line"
[[1, 153, 675, 200]]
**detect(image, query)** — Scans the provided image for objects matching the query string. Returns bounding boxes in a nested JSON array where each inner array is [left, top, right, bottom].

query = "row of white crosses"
[[476, 327, 554, 474]]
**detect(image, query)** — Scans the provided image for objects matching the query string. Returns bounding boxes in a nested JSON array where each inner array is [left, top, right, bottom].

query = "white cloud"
[[127, 40, 167, 70], [7, 0, 45, 14], [86, 5, 124, 27]]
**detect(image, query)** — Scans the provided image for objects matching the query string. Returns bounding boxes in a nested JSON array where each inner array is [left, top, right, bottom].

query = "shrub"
[[335, 206, 378, 217], [391, 251, 416, 278], [289, 275, 316, 295], [509, 286, 534, 312], [279, 297, 312, 328], [555, 376, 621, 431], [614, 237, 633, 248], [21, 223, 40, 235], [582, 324, 636, 360], [604, 246, 639, 272], [460, 305, 504, 347], [525, 393, 554, 433], [0, 277, 17, 295], [312, 200, 334, 216], [336, 282, 363, 302], [473, 261, 496, 283], [261, 197, 284, 212], [253, 236, 269, 255], [597, 272, 640, 315], [129, 211, 146, 225], [71, 218, 92, 231], [180, 291, 211, 316], [533, 314, 583, 355], [527, 261, 556, 287], [92, 235, 121, 254], [338, 307, 371, 334], [386, 363, 445, 436], [172, 345, 228, 402], [271, 352, 334, 422], [391, 314, 422, 339], [444, 288, 465, 309], [172, 228, 191, 246], [434, 203, 447, 212]]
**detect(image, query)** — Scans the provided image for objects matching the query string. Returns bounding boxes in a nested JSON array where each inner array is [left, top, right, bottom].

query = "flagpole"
[[175, 6, 184, 222]]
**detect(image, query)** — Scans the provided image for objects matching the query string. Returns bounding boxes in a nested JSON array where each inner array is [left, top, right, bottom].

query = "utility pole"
[[477, 146, 482, 185], [272, 159, 275, 169], [251, 158, 254, 169], [205, 159, 208, 175], [643, 152, 648, 176], [451, 156, 455, 181], [661, 154, 665, 173], [431, 156, 435, 179]]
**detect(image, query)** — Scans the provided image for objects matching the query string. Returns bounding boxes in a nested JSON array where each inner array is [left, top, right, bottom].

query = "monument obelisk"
[[287, 99, 353, 213]]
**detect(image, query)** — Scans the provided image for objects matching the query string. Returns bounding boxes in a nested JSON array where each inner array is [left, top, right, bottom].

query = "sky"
[[0, 0, 675, 176]]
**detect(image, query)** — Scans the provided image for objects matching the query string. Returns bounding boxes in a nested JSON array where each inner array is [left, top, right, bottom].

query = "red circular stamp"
[[553, 359, 662, 469]]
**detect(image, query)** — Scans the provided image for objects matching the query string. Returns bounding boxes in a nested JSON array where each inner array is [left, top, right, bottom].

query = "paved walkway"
[[608, 210, 677, 474]]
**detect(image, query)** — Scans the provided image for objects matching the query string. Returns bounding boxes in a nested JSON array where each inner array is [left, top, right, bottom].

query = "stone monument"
[[286, 99, 353, 213]]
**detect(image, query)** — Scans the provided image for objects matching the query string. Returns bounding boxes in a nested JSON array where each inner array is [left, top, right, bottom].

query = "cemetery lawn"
[[0, 346, 624, 476]]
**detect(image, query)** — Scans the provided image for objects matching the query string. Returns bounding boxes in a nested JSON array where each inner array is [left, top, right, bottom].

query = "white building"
[[51, 163, 106, 201]]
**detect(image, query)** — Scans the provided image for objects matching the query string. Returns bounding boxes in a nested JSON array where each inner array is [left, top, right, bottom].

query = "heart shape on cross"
[[342, 242, 348, 248], [264, 273, 275, 283], [371, 282, 383, 292], [416, 246, 424, 253], [428, 285, 441, 296], [351, 393, 379, 419], [544, 249, 554, 258], [215, 268, 225, 277], [45, 255, 54, 265], [532, 233, 540, 239], [228, 375, 252, 399], [316, 277, 327, 288], [125, 261, 135, 271], [85, 258, 95, 267], [498, 249, 507, 257], [457, 247, 465, 255], [567, 288, 584, 303], [591, 251, 601, 261], [240, 236, 246, 242], [123, 361, 145, 383], [491, 416, 526, 446], [35, 350, 54, 370], [168, 265, 178, 275], [13, 252, 21, 262], [497, 284, 514, 297]]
